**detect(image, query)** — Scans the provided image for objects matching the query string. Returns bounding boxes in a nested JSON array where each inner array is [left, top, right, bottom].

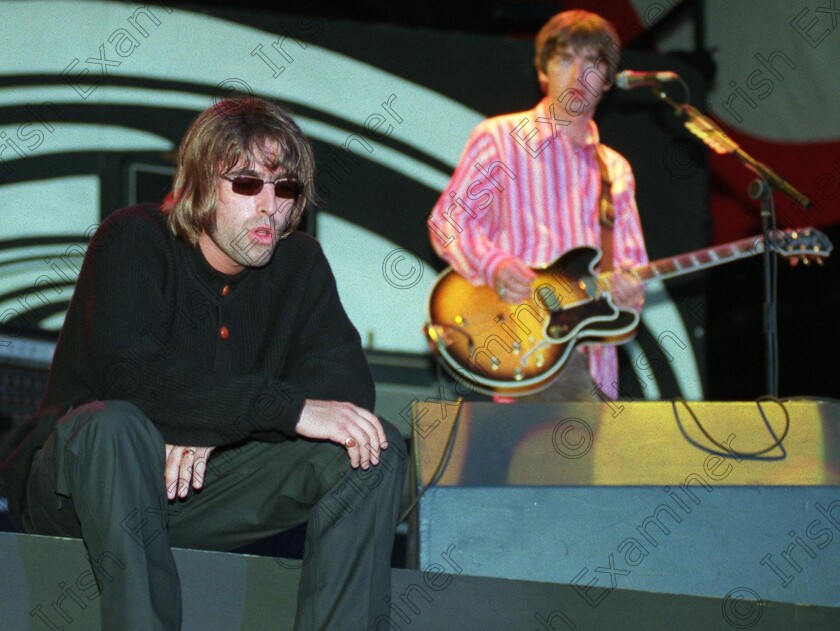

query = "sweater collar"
[[185, 240, 252, 296]]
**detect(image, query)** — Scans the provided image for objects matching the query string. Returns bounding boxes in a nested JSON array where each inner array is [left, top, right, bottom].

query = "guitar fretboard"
[[598, 235, 765, 290], [638, 235, 765, 282]]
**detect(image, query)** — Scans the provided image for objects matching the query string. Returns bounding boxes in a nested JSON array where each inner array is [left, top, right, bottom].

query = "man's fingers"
[[358, 420, 380, 468], [506, 278, 532, 294], [355, 410, 389, 468], [499, 287, 531, 303], [163, 445, 215, 499], [501, 266, 530, 282], [177, 448, 195, 498], [339, 409, 387, 470], [365, 415, 388, 462], [164, 447, 184, 500], [297, 399, 391, 470], [346, 422, 374, 469], [372, 415, 388, 450], [191, 447, 214, 489], [496, 261, 537, 303], [192, 458, 207, 489], [610, 271, 644, 310]]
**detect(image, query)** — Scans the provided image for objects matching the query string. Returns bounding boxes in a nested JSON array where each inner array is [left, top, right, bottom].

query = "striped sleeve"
[[427, 125, 514, 287], [609, 149, 649, 272]]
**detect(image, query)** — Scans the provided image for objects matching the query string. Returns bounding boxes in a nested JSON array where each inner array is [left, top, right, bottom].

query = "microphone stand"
[[653, 88, 812, 397]]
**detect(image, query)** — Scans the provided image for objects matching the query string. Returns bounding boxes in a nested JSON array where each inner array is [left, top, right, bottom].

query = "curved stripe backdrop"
[[1, 0, 835, 400]]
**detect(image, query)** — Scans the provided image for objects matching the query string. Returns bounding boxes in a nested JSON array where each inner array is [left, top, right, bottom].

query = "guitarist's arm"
[[604, 149, 649, 313], [427, 126, 516, 288]]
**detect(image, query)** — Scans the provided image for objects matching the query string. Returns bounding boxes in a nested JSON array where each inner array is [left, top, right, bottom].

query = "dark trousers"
[[21, 400, 406, 630]]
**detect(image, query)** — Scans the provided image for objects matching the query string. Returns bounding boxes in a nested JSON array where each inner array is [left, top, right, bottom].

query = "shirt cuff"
[[481, 251, 519, 288]]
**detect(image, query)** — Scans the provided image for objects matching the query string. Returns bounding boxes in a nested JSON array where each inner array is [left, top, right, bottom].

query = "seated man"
[[1, 98, 405, 630]]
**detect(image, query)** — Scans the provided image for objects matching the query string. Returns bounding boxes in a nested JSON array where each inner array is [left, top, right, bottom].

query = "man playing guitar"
[[427, 9, 647, 400]]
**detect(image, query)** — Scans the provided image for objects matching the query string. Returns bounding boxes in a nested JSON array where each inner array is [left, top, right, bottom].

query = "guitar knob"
[[535, 354, 545, 368], [511, 342, 521, 354], [491, 357, 501, 370], [513, 368, 524, 381]]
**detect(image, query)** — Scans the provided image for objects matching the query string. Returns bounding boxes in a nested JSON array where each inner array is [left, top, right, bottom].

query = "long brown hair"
[[162, 98, 316, 244]]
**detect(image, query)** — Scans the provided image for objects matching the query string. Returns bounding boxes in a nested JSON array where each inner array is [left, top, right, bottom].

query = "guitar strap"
[[594, 145, 615, 272]]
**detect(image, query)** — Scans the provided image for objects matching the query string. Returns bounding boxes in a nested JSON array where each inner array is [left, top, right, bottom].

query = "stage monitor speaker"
[[409, 399, 840, 608]]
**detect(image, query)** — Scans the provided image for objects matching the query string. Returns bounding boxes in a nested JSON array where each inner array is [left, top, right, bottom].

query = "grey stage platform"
[[412, 400, 840, 611], [1, 531, 838, 630]]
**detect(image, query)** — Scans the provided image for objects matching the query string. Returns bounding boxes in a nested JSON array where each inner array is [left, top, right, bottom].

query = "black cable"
[[399, 395, 463, 524], [672, 396, 790, 459]]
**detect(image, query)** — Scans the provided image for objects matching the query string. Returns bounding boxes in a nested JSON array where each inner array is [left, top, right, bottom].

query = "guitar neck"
[[599, 235, 767, 287]]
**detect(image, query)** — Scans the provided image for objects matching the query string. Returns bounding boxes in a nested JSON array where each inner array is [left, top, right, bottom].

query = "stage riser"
[[2, 532, 837, 630], [419, 487, 840, 607], [411, 400, 840, 609]]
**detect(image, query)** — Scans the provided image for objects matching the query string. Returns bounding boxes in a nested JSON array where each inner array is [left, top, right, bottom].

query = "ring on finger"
[[344, 437, 357, 449], [182, 448, 196, 457]]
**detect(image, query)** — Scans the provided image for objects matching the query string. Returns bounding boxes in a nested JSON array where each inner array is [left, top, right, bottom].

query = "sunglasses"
[[221, 175, 301, 200]]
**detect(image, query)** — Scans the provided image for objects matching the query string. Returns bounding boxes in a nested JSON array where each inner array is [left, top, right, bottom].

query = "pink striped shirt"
[[427, 98, 648, 399]]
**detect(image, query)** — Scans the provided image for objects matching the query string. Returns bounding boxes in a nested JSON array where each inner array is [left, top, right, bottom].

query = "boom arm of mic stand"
[[655, 91, 812, 209], [652, 88, 790, 397]]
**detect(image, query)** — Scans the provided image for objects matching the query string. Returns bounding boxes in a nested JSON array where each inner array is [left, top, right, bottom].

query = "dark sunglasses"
[[221, 175, 301, 200]]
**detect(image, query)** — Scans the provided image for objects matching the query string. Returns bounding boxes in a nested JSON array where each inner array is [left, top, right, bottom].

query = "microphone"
[[615, 70, 680, 90]]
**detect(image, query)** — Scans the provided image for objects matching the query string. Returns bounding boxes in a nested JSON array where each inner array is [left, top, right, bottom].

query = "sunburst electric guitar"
[[424, 228, 832, 397]]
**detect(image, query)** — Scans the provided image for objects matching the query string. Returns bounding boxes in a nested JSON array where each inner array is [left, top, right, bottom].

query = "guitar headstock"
[[769, 227, 833, 266]]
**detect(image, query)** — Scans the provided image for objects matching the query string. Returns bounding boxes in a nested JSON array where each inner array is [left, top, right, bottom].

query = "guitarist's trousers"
[[522, 351, 597, 401]]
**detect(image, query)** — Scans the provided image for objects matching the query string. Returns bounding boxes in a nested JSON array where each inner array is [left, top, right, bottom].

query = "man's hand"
[[493, 258, 536, 303], [609, 265, 644, 311], [164, 444, 216, 500], [296, 399, 388, 470]]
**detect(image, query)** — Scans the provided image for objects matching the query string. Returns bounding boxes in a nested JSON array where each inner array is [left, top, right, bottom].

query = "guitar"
[[425, 228, 832, 397]]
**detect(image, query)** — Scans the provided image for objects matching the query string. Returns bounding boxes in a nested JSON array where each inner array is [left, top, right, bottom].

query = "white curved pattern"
[[317, 212, 437, 352], [639, 280, 702, 399], [0, 0, 483, 161], [0, 0, 704, 396], [0, 85, 452, 190], [0, 123, 171, 160], [0, 176, 100, 239]]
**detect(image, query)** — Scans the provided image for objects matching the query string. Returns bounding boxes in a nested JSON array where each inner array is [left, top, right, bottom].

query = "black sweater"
[[1, 205, 374, 519]]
